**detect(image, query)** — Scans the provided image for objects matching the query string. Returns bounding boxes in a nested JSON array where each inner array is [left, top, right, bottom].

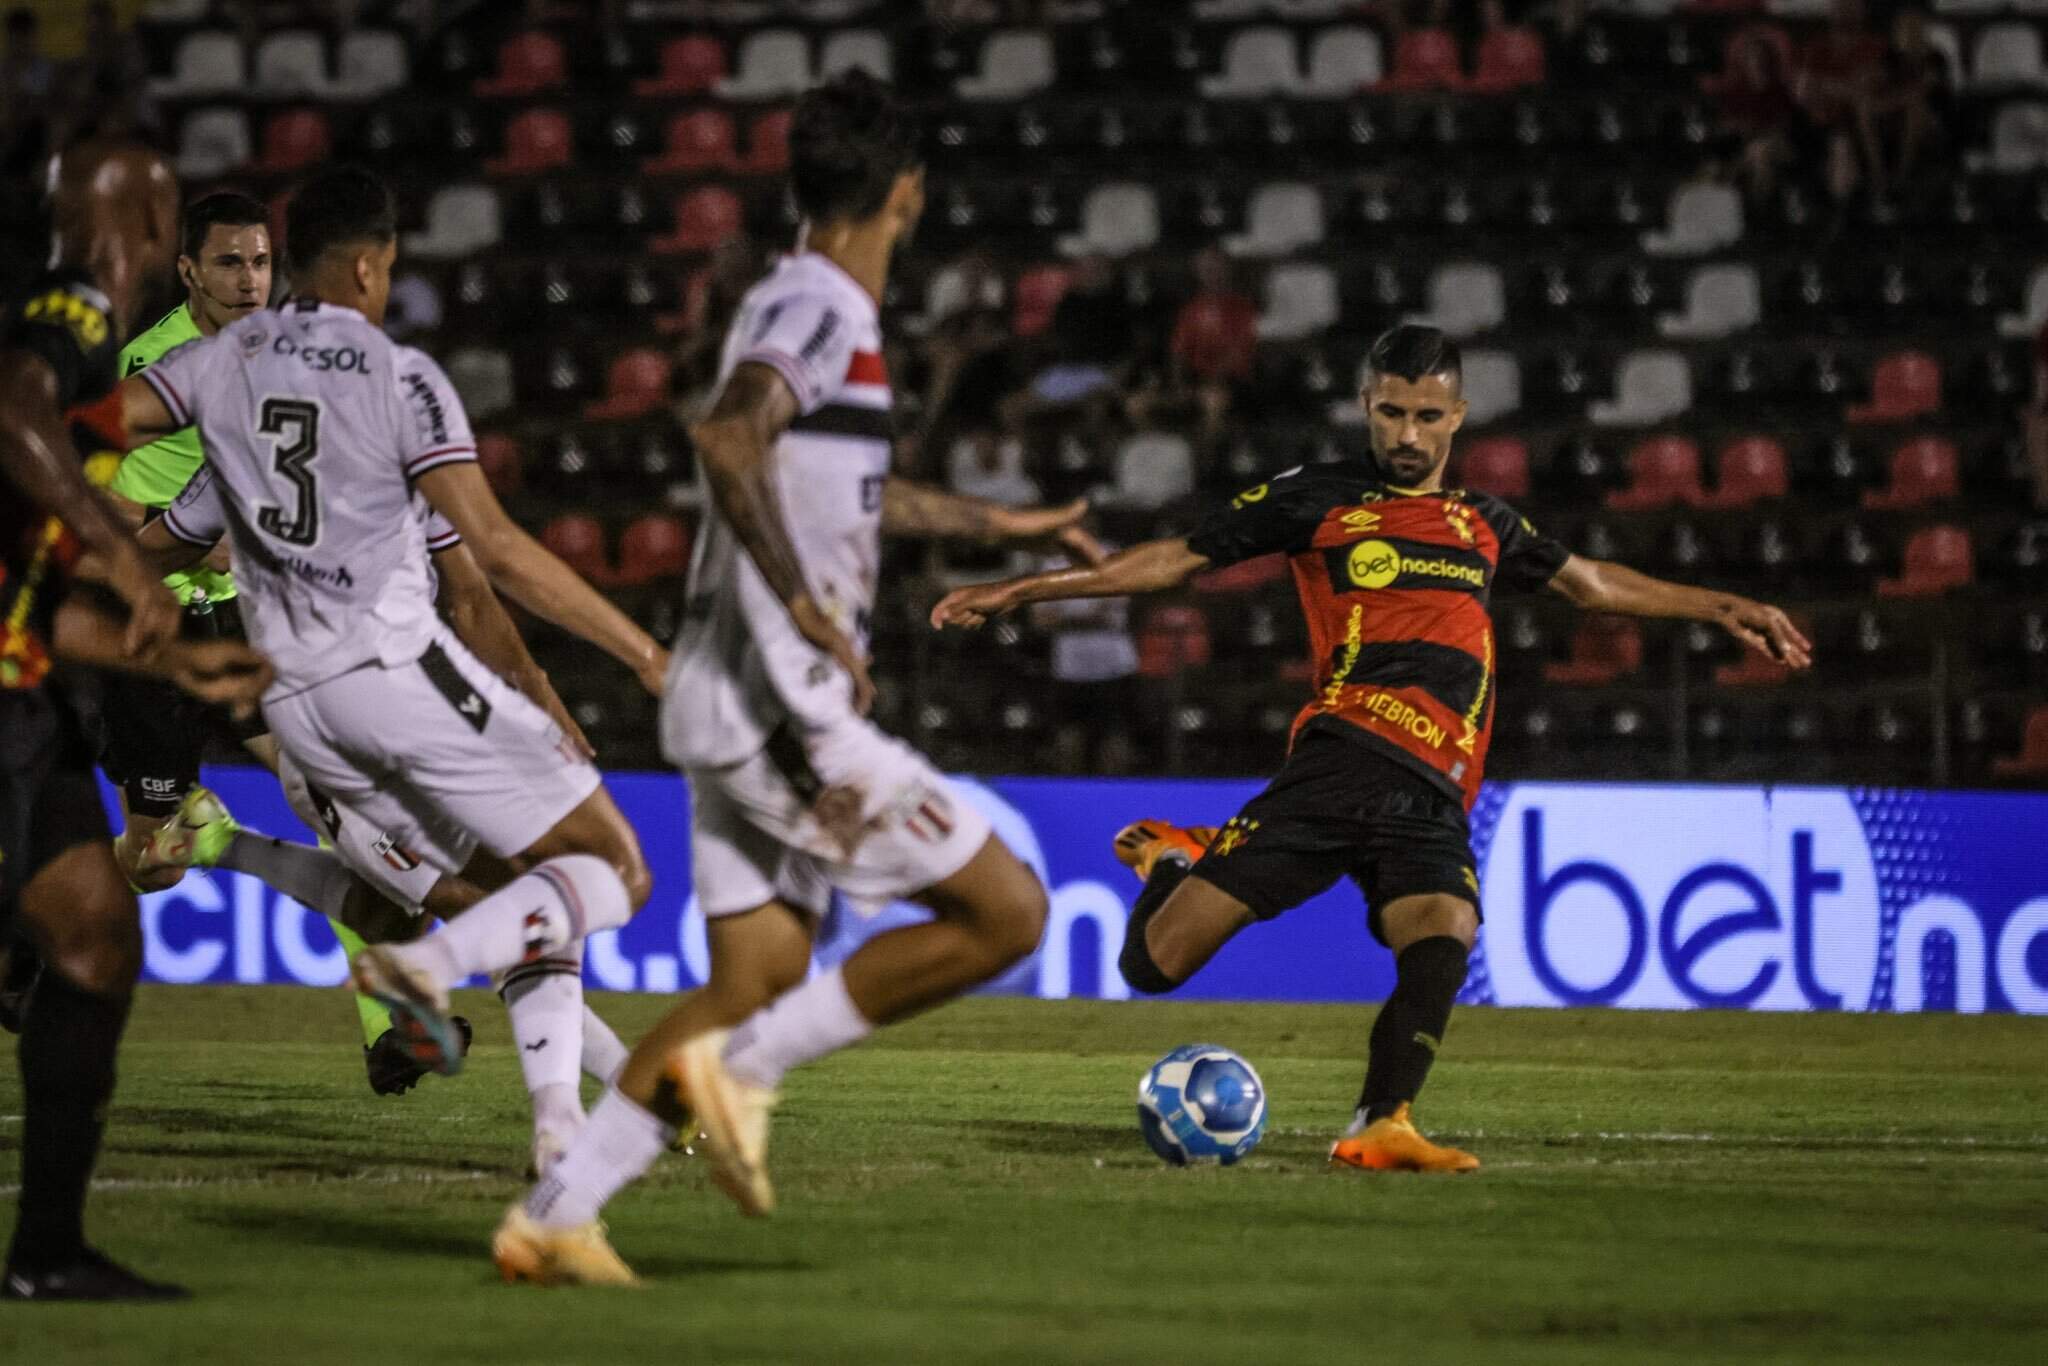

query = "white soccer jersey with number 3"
[[144, 299, 477, 698]]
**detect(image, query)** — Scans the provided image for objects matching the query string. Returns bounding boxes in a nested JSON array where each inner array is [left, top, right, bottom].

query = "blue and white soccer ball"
[[1136, 1043, 1267, 1166]]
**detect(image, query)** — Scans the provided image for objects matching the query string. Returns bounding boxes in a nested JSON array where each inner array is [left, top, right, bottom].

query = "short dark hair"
[[181, 191, 269, 260], [284, 167, 396, 274], [1366, 324, 1461, 388], [789, 71, 923, 224]]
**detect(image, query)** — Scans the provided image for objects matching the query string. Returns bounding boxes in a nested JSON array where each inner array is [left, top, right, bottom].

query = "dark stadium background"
[[3, 0, 2043, 787]]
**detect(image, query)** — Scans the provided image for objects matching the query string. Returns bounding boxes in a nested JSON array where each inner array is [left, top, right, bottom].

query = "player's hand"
[[930, 581, 1021, 631], [1716, 596, 1813, 669], [995, 498, 1108, 565], [791, 595, 875, 716], [162, 639, 273, 720], [108, 551, 181, 658], [535, 687, 596, 761]]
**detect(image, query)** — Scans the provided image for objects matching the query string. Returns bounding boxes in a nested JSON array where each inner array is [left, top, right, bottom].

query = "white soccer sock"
[[497, 954, 587, 1136], [721, 965, 873, 1091], [219, 833, 356, 918], [581, 1006, 629, 1084], [524, 1086, 675, 1229], [405, 853, 630, 988]]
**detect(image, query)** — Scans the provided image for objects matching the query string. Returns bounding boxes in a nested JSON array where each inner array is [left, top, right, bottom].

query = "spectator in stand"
[[1707, 26, 1809, 207], [1029, 550, 1139, 775], [1796, 0, 1887, 212], [1170, 247, 1258, 393], [1860, 7, 1953, 196], [1008, 253, 1134, 427], [948, 428, 1041, 509]]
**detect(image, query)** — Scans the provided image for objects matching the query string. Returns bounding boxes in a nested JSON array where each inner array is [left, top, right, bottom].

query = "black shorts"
[[1189, 726, 1480, 947], [96, 596, 266, 818], [0, 688, 112, 936]]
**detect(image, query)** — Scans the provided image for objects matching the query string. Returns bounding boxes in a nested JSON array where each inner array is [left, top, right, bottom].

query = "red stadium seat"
[[486, 107, 573, 175], [1862, 437, 1960, 510], [1376, 30, 1464, 92], [541, 513, 613, 585], [1878, 524, 1973, 597], [584, 348, 672, 420], [1992, 707, 2048, 779], [743, 108, 793, 175], [475, 30, 567, 96], [616, 514, 692, 586], [1847, 350, 1942, 423], [1457, 435, 1530, 499], [1607, 435, 1705, 510], [633, 35, 726, 96], [476, 432, 522, 498], [644, 109, 736, 175], [1012, 264, 1072, 337], [650, 187, 744, 255], [1700, 436, 1789, 508], [1543, 615, 1643, 685], [256, 108, 330, 173], [1137, 604, 1211, 677], [1468, 28, 1545, 93]]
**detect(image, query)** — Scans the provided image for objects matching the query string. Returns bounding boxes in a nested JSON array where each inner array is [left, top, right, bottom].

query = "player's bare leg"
[[4, 842, 185, 1299], [1329, 894, 1480, 1174], [1110, 822, 1252, 993]]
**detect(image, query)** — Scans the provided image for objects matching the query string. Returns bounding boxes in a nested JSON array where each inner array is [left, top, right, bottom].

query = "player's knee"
[[1118, 925, 1182, 996], [984, 875, 1048, 968], [42, 906, 143, 996]]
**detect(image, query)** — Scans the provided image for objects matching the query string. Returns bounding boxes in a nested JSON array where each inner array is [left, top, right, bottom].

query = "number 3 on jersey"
[[257, 397, 321, 546]]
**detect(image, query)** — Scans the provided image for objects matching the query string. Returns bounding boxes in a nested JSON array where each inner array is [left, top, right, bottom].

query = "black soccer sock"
[[1358, 936, 1469, 1122], [7, 968, 132, 1272], [1118, 857, 1193, 995]]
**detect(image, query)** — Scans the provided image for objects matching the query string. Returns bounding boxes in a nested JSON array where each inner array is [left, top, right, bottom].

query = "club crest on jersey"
[[1213, 817, 1259, 857], [1442, 501, 1479, 546]]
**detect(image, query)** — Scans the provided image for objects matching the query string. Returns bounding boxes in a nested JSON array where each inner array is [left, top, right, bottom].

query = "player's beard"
[[1376, 445, 1440, 488]]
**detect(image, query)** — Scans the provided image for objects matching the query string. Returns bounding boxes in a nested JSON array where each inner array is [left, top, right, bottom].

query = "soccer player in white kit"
[[496, 73, 1104, 1286], [110, 169, 663, 1091]]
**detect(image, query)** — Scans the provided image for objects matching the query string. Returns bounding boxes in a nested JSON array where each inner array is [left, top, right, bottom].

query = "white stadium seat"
[[1225, 182, 1324, 257], [1417, 262, 1506, 339], [253, 30, 330, 97], [956, 30, 1056, 100], [1591, 350, 1693, 425], [1202, 28, 1301, 98], [446, 347, 515, 422], [1108, 432, 1196, 510], [335, 30, 409, 97], [819, 30, 892, 81], [405, 185, 502, 260], [175, 108, 250, 179], [152, 31, 244, 96], [718, 30, 812, 99], [1302, 27, 1383, 96], [1460, 350, 1523, 425], [1999, 265, 2048, 337], [144, 0, 211, 20], [1257, 262, 1339, 341], [1059, 183, 1161, 259], [1659, 264, 1763, 339], [1973, 23, 2048, 87], [1642, 182, 1744, 256], [1989, 101, 2048, 170]]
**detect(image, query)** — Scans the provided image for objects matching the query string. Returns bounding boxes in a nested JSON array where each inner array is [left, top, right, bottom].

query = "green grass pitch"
[[2, 987, 2044, 1364]]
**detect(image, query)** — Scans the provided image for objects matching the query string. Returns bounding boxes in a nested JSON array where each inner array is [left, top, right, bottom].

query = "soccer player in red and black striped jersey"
[[934, 324, 1812, 1173]]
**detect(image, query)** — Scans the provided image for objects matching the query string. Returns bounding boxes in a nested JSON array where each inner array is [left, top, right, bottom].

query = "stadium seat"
[[1203, 27, 1302, 97], [255, 109, 331, 174], [1301, 26, 1383, 95], [1137, 604, 1212, 676], [1589, 350, 1692, 425], [487, 108, 574, 175], [1543, 615, 1643, 685], [541, 514, 613, 586], [584, 349, 672, 422], [175, 108, 251, 179], [1847, 350, 1941, 423], [1659, 264, 1762, 338], [1992, 707, 2048, 778], [1863, 437, 1960, 509], [152, 31, 243, 96], [1257, 262, 1339, 341], [719, 29, 812, 97], [1225, 183, 1324, 257], [1700, 436, 1789, 507], [1642, 182, 1743, 256], [1416, 262, 1506, 338], [957, 30, 1056, 99], [1607, 435, 1705, 510], [143, 0, 209, 18], [650, 187, 743, 255], [1012, 264, 1072, 337], [634, 35, 726, 95], [1973, 23, 2047, 86], [1377, 29, 1464, 91], [1108, 432, 1196, 510], [475, 31, 568, 96], [1715, 616, 1802, 685], [1456, 435, 1530, 497], [335, 29, 409, 97], [253, 30, 329, 96], [615, 514, 692, 586], [475, 433, 522, 498], [1989, 101, 2048, 170], [1460, 349, 1522, 424], [646, 109, 737, 174], [1059, 183, 1161, 259], [384, 272, 443, 340], [1997, 263, 2048, 336], [819, 29, 892, 81], [1878, 524, 1974, 597], [743, 109, 793, 175], [445, 347, 514, 421], [1468, 27, 1547, 93]]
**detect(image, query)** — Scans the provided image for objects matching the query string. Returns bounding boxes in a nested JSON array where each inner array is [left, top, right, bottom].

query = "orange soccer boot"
[[1328, 1103, 1481, 1174], [1111, 821, 1219, 883]]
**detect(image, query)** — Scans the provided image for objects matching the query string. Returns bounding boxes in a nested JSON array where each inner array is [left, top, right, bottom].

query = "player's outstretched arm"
[[414, 462, 670, 695], [930, 536, 1210, 630], [689, 361, 873, 712], [0, 355, 178, 656], [1547, 554, 1814, 668], [431, 539, 595, 758], [51, 593, 271, 718], [881, 479, 1108, 565]]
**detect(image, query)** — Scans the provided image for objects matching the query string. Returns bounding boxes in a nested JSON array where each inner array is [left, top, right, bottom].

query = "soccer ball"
[[1136, 1043, 1267, 1166]]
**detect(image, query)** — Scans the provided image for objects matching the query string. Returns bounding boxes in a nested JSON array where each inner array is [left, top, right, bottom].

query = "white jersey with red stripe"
[[662, 252, 895, 769], [143, 298, 478, 698]]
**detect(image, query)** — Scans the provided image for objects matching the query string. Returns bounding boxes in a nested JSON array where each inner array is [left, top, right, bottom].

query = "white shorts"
[[687, 715, 990, 919], [264, 630, 600, 878], [275, 748, 473, 914]]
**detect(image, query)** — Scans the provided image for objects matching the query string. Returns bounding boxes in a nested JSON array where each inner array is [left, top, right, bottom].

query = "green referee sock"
[[327, 918, 391, 1048]]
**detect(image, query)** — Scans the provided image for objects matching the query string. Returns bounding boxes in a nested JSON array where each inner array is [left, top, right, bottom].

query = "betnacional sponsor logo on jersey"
[[131, 772, 2048, 1012], [1344, 539, 1487, 591]]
